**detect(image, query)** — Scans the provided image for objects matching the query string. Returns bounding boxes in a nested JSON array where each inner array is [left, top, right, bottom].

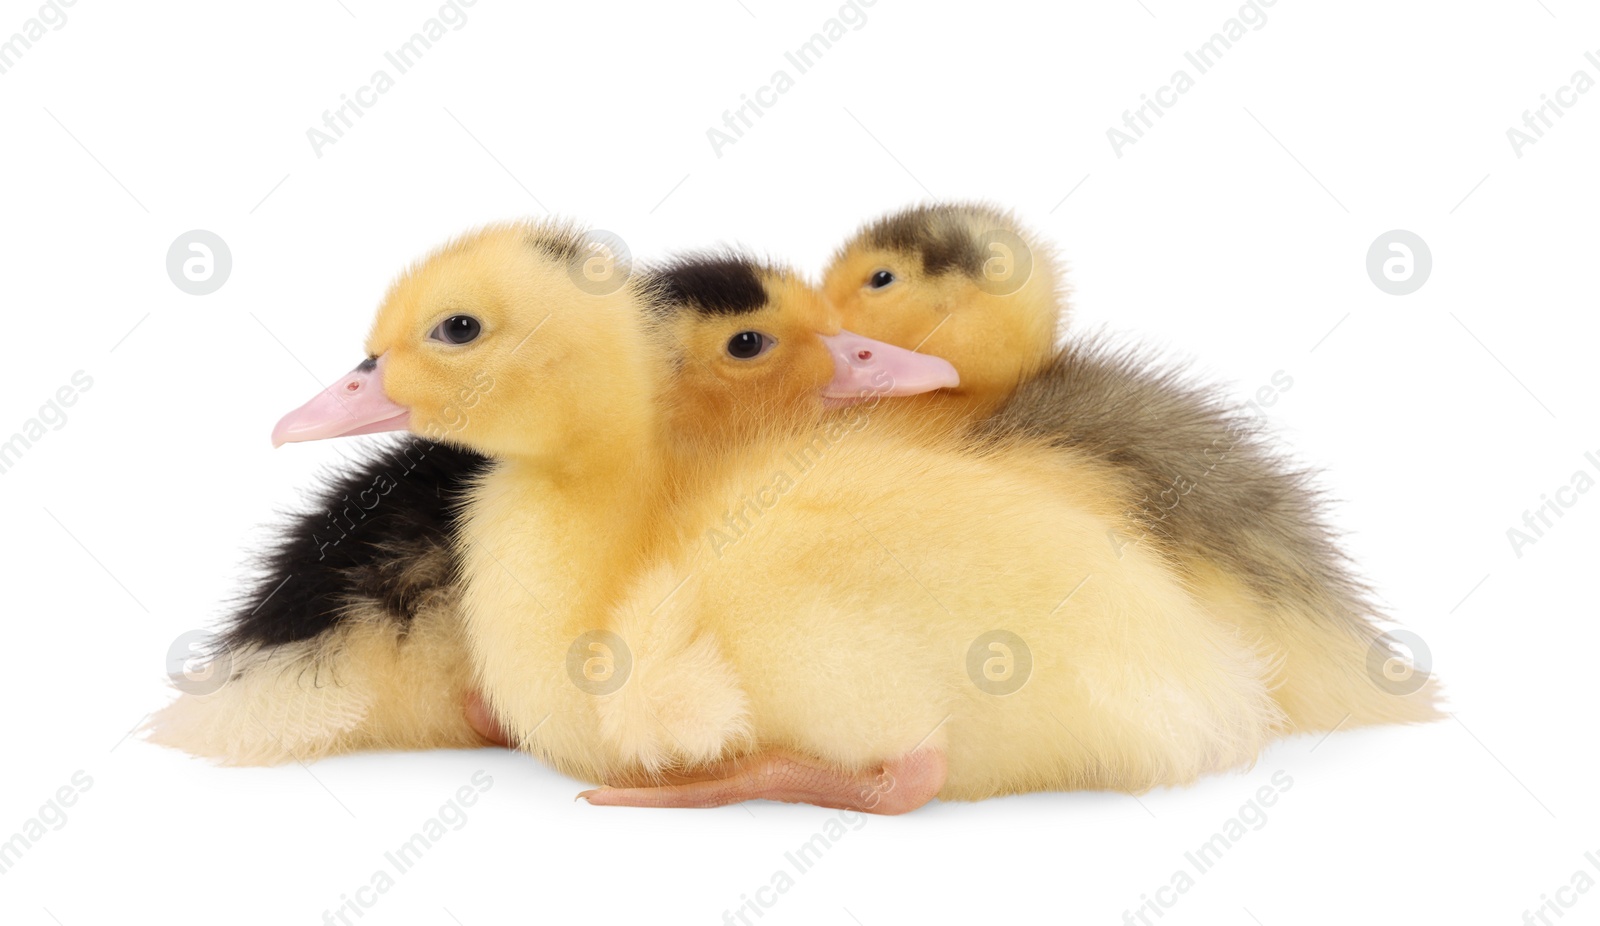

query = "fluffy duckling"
[[821, 203, 1064, 424], [149, 209, 1064, 767], [147, 245, 949, 765], [822, 202, 1442, 732], [145, 440, 490, 763], [276, 220, 1284, 811]]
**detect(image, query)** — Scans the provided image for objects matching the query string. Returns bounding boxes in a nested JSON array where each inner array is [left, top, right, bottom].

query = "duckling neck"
[[511, 399, 674, 519], [458, 414, 675, 712], [516, 446, 668, 520], [455, 404, 677, 775]]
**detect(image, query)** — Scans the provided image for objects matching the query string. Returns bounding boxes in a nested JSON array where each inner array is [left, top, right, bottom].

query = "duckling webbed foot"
[[464, 690, 515, 748], [578, 747, 945, 814]]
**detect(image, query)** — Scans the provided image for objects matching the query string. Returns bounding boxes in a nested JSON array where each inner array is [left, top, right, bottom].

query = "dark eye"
[[868, 270, 896, 289], [430, 315, 481, 345], [726, 331, 773, 360]]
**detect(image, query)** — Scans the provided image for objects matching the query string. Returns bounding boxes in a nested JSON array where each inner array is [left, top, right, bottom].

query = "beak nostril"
[[857, 350, 873, 361], [345, 381, 360, 392]]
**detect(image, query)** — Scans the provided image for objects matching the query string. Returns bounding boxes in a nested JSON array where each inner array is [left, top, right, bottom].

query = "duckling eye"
[[868, 269, 896, 290], [430, 315, 481, 345], [726, 331, 773, 360]]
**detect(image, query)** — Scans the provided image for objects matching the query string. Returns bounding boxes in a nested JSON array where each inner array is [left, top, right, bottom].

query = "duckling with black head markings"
[[823, 202, 1443, 733], [157, 204, 1433, 783], [148, 242, 949, 766], [150, 209, 1069, 769], [822, 202, 1065, 423], [276, 219, 1285, 811], [144, 439, 491, 764]]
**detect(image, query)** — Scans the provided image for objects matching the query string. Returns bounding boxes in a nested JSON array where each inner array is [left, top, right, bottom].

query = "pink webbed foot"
[[578, 747, 946, 815], [464, 690, 515, 748]]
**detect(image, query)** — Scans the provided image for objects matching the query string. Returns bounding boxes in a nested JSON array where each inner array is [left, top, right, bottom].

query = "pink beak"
[[820, 330, 960, 408], [271, 355, 411, 447]]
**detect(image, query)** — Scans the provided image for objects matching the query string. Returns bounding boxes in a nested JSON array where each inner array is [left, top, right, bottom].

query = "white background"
[[1, 1, 1595, 923]]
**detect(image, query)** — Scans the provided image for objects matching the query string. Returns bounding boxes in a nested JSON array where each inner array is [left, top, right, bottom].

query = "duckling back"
[[977, 337, 1443, 729], [146, 439, 490, 762], [599, 421, 1286, 800], [828, 203, 1440, 733]]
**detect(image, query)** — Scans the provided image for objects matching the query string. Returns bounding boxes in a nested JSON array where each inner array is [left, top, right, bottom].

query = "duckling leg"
[[578, 746, 946, 814], [464, 690, 514, 748], [594, 566, 754, 773]]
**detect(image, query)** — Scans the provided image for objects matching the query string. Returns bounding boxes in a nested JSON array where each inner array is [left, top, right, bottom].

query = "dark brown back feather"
[[976, 334, 1378, 632]]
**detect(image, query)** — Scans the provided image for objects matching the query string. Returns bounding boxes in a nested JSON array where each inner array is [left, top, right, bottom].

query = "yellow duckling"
[[822, 203, 1064, 423], [822, 202, 1442, 733], [150, 238, 952, 765], [276, 220, 1283, 812], [148, 212, 1053, 767], [155, 204, 1435, 788]]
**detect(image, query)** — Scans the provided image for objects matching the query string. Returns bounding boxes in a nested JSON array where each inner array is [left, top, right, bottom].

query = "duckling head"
[[271, 221, 663, 461], [822, 203, 1065, 414], [643, 255, 959, 444], [270, 223, 961, 459]]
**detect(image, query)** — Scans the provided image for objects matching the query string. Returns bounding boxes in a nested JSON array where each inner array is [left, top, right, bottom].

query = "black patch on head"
[[643, 255, 769, 316], [356, 357, 377, 373], [860, 203, 1008, 279], [218, 439, 491, 651], [527, 229, 585, 264], [919, 231, 981, 277]]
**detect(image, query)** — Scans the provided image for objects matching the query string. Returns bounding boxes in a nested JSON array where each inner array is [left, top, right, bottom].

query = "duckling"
[[147, 245, 952, 765], [275, 219, 1284, 811], [821, 202, 1443, 733], [144, 440, 491, 763], [821, 203, 1064, 424], [149, 211, 1054, 767], [159, 205, 1435, 781]]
